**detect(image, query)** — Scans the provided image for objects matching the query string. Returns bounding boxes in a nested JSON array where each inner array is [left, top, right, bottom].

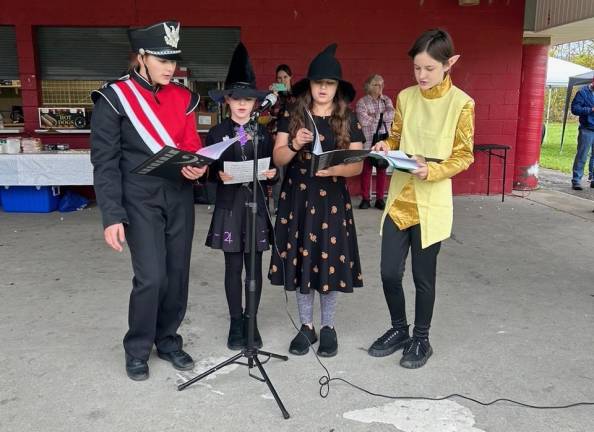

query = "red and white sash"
[[110, 79, 177, 154]]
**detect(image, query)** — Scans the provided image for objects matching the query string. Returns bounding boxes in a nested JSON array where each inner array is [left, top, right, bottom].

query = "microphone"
[[255, 93, 278, 113]]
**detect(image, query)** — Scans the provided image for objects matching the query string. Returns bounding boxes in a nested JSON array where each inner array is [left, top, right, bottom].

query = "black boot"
[[227, 316, 245, 350], [368, 326, 410, 357], [243, 314, 263, 349], [400, 337, 433, 369], [289, 325, 317, 355], [317, 326, 338, 357]]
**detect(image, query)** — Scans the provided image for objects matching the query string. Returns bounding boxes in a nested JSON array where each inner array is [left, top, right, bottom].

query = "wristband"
[[287, 140, 299, 153]]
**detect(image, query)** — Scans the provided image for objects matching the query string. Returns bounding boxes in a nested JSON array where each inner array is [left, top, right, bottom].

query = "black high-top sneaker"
[[400, 337, 433, 369], [368, 326, 410, 357], [289, 325, 317, 355], [227, 316, 245, 350], [317, 326, 338, 357]]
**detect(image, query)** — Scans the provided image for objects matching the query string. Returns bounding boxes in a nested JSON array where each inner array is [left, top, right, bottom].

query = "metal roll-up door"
[[180, 27, 240, 81], [37, 27, 130, 80], [0, 26, 19, 79]]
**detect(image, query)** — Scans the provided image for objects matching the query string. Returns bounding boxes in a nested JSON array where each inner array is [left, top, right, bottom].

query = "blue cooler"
[[1, 186, 61, 212]]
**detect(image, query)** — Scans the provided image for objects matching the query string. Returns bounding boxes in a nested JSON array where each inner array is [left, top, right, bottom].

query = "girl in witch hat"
[[205, 42, 277, 350], [269, 43, 365, 357]]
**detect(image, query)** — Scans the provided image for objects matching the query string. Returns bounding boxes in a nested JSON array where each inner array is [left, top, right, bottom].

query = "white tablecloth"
[[0, 152, 93, 186]]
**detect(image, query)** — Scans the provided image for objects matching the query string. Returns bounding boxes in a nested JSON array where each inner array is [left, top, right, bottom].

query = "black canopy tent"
[[560, 70, 594, 151]]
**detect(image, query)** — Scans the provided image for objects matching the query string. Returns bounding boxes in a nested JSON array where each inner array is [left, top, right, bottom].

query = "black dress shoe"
[[358, 199, 370, 209], [590, 182, 594, 188], [572, 184, 583, 190], [125, 354, 149, 381], [157, 350, 195, 371], [227, 316, 245, 350], [317, 326, 338, 357], [289, 325, 317, 355], [368, 326, 410, 357], [374, 199, 386, 210]]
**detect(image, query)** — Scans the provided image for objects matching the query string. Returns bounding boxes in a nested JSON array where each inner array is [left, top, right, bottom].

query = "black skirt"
[[206, 185, 271, 253]]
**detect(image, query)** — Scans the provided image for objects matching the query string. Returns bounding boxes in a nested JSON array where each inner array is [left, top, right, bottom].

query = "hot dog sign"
[[38, 107, 87, 129]]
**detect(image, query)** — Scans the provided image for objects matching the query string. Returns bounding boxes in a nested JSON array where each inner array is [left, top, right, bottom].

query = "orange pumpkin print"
[[329, 266, 335, 274], [339, 255, 346, 263], [303, 249, 309, 257], [299, 183, 307, 191], [321, 251, 328, 259], [331, 206, 338, 214], [280, 218, 288, 224], [322, 222, 329, 229], [322, 284, 329, 292], [330, 236, 337, 245], [319, 189, 327, 197]]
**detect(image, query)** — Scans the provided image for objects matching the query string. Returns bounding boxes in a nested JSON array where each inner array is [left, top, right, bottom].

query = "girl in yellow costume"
[[368, 29, 475, 368]]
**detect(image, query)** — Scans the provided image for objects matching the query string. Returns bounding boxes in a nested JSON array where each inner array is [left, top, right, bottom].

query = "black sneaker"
[[227, 316, 245, 350], [358, 199, 371, 209], [572, 184, 583, 190], [289, 325, 317, 355], [374, 199, 386, 210], [590, 182, 594, 188], [317, 326, 338, 357], [368, 327, 410, 357], [400, 337, 433, 369]]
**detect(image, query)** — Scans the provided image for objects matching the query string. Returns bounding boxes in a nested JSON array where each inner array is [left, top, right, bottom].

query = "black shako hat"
[[291, 43, 356, 102], [128, 21, 182, 61], [208, 42, 268, 103]]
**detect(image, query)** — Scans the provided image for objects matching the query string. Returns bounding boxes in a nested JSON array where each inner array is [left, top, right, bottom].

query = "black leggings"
[[224, 252, 263, 319], [380, 218, 441, 339]]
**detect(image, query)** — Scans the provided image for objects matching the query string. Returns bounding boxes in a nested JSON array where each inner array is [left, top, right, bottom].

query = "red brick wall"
[[1, 0, 526, 195]]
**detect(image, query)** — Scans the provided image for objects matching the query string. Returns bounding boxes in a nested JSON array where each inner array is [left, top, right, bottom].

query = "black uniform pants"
[[122, 181, 195, 360], [224, 251, 263, 319], [380, 217, 441, 339]]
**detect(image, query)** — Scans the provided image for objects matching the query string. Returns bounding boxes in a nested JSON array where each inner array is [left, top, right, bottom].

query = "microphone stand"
[[178, 109, 290, 420]]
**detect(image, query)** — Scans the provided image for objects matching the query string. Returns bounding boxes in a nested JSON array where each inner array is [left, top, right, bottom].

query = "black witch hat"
[[128, 21, 182, 61], [291, 43, 356, 102], [208, 42, 268, 103]]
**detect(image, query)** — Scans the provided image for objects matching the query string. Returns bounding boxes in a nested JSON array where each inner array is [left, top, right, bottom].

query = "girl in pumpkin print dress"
[[269, 44, 364, 357]]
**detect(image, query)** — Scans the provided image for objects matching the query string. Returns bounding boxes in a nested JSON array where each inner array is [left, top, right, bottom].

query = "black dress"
[[205, 118, 274, 253], [268, 112, 364, 294]]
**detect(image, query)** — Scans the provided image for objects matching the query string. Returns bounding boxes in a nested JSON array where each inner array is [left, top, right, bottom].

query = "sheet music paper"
[[197, 135, 241, 160], [305, 109, 323, 155], [223, 157, 271, 184]]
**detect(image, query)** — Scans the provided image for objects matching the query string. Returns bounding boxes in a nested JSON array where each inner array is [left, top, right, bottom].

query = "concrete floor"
[[1, 181, 593, 431]]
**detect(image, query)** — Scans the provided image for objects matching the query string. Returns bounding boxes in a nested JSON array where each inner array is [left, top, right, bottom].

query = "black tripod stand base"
[[177, 348, 290, 419]]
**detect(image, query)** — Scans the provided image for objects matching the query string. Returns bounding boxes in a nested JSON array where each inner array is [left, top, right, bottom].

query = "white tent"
[[547, 57, 591, 87], [544, 57, 592, 142]]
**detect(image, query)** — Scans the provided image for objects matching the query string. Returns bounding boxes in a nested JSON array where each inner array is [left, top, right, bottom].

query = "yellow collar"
[[420, 74, 452, 99]]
